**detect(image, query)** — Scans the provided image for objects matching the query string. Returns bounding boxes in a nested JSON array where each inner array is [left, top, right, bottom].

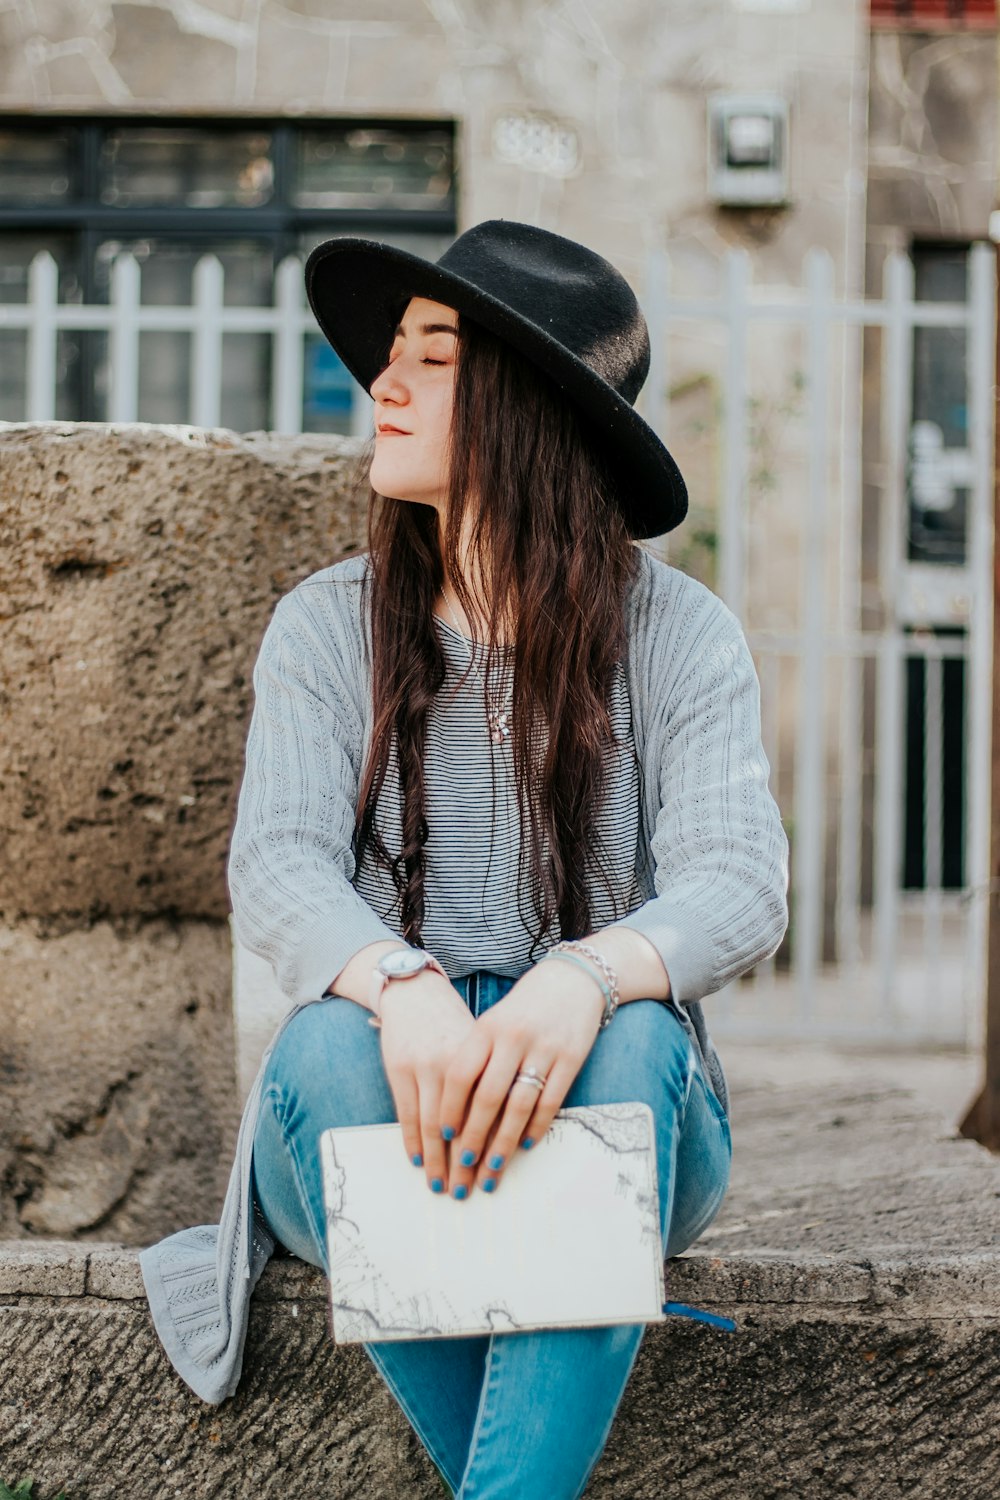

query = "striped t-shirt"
[[352, 615, 642, 977]]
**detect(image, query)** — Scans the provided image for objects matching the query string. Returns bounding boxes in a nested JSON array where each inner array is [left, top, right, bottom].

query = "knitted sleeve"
[[227, 586, 401, 1004], [616, 583, 789, 1004]]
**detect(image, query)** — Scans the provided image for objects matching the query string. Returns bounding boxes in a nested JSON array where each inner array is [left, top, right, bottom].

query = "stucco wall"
[[0, 1, 868, 296], [866, 28, 998, 287]]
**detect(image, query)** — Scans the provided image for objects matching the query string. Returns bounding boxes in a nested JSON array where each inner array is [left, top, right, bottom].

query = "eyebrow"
[[392, 320, 459, 338]]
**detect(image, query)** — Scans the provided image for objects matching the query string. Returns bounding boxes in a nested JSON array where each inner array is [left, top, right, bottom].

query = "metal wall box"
[[707, 93, 789, 207]]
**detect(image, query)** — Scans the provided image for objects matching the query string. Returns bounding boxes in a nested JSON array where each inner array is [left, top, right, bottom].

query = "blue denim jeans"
[[251, 970, 732, 1499]]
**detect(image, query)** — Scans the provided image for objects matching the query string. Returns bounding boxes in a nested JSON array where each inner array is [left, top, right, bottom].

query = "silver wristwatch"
[[367, 947, 446, 1029]]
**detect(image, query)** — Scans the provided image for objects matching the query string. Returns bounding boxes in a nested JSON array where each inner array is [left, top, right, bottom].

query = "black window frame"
[[0, 114, 458, 423]]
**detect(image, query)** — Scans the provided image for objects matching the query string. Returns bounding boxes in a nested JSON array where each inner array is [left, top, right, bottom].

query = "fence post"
[[720, 250, 750, 622], [191, 254, 225, 429], [26, 250, 58, 422], [872, 251, 912, 1028], [793, 249, 834, 1007], [108, 252, 141, 423], [273, 253, 305, 434], [959, 241, 1000, 1152]]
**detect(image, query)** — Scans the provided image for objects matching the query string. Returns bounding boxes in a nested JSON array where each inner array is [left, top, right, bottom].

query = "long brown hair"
[[354, 308, 642, 955]]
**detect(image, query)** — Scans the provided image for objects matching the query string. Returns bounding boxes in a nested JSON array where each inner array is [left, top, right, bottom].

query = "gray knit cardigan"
[[139, 544, 789, 1404]]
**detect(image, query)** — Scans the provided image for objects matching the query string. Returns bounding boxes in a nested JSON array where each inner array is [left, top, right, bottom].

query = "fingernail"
[[460, 1148, 476, 1167], [430, 1177, 444, 1193], [488, 1153, 504, 1170], [453, 1184, 468, 1200], [441, 1125, 456, 1141], [411, 1153, 423, 1167], [482, 1178, 497, 1193], [521, 1138, 534, 1150]]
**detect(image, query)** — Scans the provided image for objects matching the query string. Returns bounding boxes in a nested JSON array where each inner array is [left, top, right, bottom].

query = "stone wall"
[[0, 421, 366, 1242]]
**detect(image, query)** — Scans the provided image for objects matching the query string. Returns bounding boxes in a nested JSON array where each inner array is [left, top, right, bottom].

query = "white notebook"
[[319, 1101, 665, 1343]]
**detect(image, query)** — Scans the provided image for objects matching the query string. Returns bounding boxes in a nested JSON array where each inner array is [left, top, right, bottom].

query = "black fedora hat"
[[304, 219, 687, 539]]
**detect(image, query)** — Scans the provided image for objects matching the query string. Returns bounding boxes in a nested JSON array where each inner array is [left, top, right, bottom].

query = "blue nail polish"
[[453, 1184, 468, 1200], [460, 1148, 476, 1167], [488, 1153, 504, 1170], [441, 1125, 455, 1141], [521, 1137, 534, 1150], [482, 1178, 497, 1193], [411, 1153, 423, 1167], [430, 1177, 444, 1193]]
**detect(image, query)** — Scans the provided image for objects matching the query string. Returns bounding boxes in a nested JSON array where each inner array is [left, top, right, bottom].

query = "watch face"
[[380, 948, 426, 979]]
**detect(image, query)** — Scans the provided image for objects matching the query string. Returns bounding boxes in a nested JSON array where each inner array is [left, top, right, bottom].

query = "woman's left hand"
[[438, 960, 605, 1197]]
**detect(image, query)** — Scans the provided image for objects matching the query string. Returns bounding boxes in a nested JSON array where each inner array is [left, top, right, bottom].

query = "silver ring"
[[512, 1067, 547, 1092]]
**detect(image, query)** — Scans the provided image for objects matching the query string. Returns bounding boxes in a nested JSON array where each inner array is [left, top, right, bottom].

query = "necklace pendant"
[[489, 712, 511, 744]]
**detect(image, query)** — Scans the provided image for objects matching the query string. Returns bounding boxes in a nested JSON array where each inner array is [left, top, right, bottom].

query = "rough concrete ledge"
[[2, 1240, 999, 1499]]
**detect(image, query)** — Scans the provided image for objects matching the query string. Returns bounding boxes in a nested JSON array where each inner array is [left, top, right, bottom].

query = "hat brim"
[[304, 235, 687, 540]]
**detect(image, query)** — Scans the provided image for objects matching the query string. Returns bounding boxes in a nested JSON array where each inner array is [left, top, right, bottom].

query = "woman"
[[140, 220, 789, 1497]]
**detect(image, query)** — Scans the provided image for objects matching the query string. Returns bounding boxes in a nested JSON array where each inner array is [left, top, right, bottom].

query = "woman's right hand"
[[377, 975, 477, 1193]]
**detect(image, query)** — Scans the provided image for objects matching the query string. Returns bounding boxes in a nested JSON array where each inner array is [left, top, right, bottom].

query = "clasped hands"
[[377, 959, 605, 1200]]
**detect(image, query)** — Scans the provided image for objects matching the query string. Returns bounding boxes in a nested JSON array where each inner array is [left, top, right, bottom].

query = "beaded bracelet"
[[538, 940, 621, 1029]]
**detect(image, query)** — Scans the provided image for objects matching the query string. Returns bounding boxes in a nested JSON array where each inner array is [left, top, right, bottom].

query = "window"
[[900, 241, 974, 891], [908, 242, 970, 567], [0, 117, 456, 432]]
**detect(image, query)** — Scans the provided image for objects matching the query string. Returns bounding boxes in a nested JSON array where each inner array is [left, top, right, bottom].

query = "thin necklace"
[[441, 594, 513, 745]]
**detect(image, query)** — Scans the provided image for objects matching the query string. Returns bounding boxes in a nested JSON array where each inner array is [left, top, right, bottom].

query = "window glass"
[[903, 642, 966, 891], [0, 330, 27, 419], [0, 129, 77, 204], [136, 331, 190, 426], [93, 237, 275, 306], [0, 232, 83, 304], [221, 334, 271, 433], [908, 244, 969, 566], [303, 333, 356, 435], [100, 128, 274, 208], [295, 128, 453, 211], [0, 233, 85, 420], [297, 227, 453, 262]]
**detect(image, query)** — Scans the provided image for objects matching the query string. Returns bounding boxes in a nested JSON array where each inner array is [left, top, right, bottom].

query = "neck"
[[436, 580, 515, 646], [436, 516, 513, 644]]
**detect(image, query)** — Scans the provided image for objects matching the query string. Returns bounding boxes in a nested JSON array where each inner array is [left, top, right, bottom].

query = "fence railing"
[[644, 244, 996, 1045], [0, 248, 370, 436]]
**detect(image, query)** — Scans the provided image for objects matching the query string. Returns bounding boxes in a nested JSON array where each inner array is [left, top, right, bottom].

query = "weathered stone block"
[[2, 1244, 999, 1499], [0, 422, 366, 925], [0, 916, 236, 1244]]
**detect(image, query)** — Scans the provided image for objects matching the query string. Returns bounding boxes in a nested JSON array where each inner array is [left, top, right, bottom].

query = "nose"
[[370, 358, 408, 407]]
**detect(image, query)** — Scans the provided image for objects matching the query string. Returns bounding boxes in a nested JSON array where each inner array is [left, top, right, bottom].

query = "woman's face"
[[368, 296, 458, 511]]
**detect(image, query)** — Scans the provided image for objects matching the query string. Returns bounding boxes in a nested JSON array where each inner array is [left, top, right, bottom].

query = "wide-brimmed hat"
[[304, 219, 687, 539]]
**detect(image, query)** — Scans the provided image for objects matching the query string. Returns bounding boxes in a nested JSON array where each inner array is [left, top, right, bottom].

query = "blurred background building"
[[1, 0, 997, 1045]]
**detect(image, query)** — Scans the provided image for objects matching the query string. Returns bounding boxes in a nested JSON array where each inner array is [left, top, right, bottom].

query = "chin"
[[369, 471, 442, 511]]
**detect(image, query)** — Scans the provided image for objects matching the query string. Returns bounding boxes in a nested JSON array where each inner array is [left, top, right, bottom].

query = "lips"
[[376, 423, 410, 436]]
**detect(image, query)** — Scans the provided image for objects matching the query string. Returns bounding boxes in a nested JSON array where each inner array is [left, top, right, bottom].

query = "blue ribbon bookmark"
[[663, 1301, 736, 1332]]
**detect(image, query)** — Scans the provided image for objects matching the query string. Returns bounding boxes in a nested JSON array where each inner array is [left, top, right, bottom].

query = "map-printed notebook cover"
[[319, 1101, 665, 1344]]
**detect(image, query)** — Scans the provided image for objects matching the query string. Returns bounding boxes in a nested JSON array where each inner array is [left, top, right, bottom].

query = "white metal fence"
[[2, 244, 995, 1046], [644, 244, 996, 1046], [0, 247, 370, 436]]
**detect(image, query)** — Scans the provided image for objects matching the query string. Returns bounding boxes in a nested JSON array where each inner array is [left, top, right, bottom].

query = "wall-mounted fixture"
[[491, 113, 579, 178], [707, 93, 789, 207]]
